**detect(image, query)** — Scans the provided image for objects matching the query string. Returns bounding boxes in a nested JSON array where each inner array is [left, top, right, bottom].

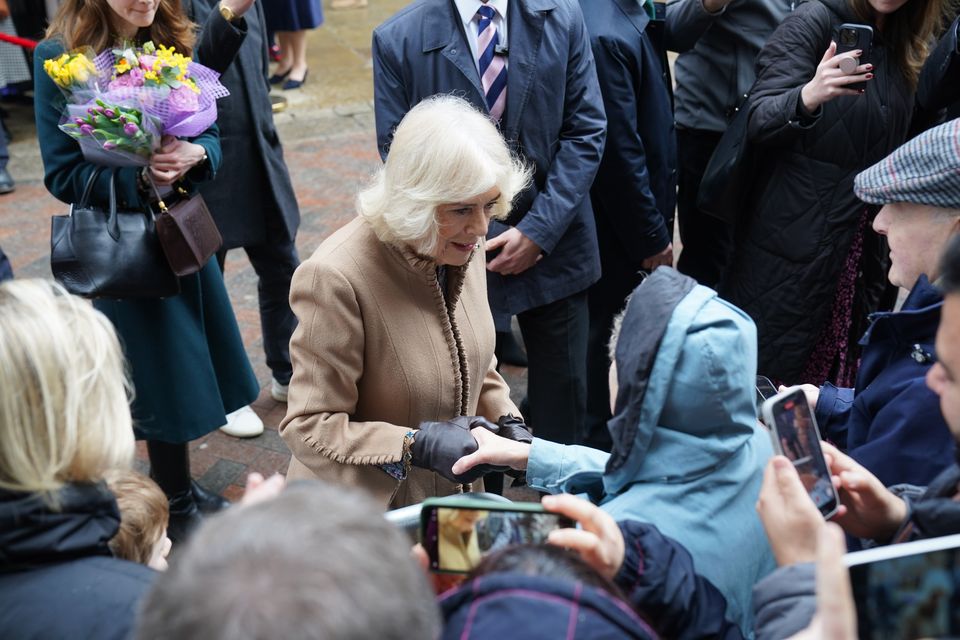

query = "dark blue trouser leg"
[[0, 245, 12, 282], [517, 290, 589, 446], [244, 239, 300, 385]]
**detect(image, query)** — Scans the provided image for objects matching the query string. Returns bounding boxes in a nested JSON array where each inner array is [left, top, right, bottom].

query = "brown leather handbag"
[[153, 184, 223, 277]]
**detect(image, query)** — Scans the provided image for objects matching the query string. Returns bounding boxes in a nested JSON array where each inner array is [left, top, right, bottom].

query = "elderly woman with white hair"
[[279, 96, 532, 508], [0, 280, 156, 639]]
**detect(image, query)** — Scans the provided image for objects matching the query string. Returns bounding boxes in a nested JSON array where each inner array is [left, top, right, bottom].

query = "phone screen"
[[422, 506, 572, 573], [769, 389, 838, 516], [848, 538, 960, 638]]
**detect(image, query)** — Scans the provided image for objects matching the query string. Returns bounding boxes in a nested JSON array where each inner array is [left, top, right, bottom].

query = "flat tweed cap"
[[854, 117, 960, 209]]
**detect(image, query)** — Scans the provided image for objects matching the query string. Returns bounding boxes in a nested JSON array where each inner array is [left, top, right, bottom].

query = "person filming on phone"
[[719, 0, 949, 388], [752, 123, 960, 638], [781, 118, 960, 490]]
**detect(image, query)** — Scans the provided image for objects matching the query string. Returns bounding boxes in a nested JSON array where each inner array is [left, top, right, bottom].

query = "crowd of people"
[[2, 0, 960, 636]]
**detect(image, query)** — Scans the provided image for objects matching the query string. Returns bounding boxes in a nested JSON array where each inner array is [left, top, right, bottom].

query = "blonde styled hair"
[[104, 469, 169, 565], [359, 94, 531, 255], [0, 280, 134, 494]]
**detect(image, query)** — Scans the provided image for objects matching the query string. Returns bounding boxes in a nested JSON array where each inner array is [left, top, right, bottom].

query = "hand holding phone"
[[420, 497, 575, 574], [800, 36, 874, 113], [761, 387, 840, 518]]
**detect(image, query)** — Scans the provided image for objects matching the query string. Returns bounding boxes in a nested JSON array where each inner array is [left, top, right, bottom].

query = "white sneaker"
[[271, 378, 289, 403], [219, 405, 264, 438]]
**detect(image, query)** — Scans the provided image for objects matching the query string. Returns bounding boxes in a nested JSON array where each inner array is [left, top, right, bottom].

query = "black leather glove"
[[496, 414, 533, 444], [410, 416, 506, 484]]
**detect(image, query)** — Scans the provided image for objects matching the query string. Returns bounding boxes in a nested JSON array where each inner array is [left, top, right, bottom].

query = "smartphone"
[[420, 497, 575, 574], [756, 375, 779, 412], [835, 23, 873, 92], [761, 387, 839, 518], [846, 533, 960, 638]]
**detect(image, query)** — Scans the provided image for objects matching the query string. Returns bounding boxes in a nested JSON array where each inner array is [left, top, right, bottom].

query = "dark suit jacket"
[[582, 0, 677, 279], [372, 0, 606, 315], [185, 0, 301, 248]]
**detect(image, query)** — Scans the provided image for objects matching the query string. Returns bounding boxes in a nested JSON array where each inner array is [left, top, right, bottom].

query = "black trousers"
[[516, 290, 589, 446], [675, 127, 734, 288], [0, 245, 12, 282], [582, 266, 644, 452], [217, 237, 300, 384]]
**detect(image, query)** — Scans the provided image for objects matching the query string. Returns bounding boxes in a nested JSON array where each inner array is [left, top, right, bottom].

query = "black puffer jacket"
[[720, 0, 912, 382], [0, 483, 156, 639]]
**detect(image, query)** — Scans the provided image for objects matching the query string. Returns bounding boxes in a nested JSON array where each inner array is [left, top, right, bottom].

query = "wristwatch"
[[218, 1, 238, 23]]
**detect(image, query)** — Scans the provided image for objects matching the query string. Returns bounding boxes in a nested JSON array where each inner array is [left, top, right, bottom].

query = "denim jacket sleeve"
[[525, 438, 610, 496]]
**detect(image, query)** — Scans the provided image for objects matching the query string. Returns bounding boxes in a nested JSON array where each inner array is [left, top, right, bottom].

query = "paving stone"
[[199, 459, 246, 494]]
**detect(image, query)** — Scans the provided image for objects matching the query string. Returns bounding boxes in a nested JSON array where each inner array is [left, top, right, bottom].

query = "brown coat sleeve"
[[279, 256, 410, 498], [476, 356, 520, 422]]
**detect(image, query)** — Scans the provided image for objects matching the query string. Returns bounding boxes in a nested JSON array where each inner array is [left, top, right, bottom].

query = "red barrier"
[[0, 32, 37, 50]]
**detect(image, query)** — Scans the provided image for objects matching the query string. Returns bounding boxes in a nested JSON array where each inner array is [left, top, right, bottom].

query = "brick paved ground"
[[0, 1, 528, 501]]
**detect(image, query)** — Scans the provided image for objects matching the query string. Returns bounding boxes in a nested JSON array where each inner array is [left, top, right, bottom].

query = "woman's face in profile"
[[106, 0, 159, 36], [433, 186, 501, 267]]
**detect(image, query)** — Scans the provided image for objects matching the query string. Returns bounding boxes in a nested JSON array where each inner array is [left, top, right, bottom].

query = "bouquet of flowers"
[[44, 42, 229, 166]]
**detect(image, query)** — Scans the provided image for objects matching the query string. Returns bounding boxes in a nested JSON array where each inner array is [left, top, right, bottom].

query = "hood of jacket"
[[0, 483, 120, 571], [439, 573, 657, 639], [604, 268, 762, 495]]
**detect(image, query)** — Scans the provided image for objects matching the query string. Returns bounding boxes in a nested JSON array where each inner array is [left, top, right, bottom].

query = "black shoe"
[[191, 480, 231, 514], [0, 169, 14, 195], [269, 68, 292, 84], [495, 331, 527, 367], [166, 490, 204, 544], [283, 69, 308, 91]]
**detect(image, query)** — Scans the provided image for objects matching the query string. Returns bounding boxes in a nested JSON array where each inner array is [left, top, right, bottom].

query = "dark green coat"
[[34, 39, 259, 443]]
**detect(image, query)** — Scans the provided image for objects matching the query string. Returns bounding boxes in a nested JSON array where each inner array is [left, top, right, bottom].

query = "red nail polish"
[[865, 73, 874, 79]]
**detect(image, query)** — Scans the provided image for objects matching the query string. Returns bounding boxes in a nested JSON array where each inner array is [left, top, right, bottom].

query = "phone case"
[[761, 387, 840, 519], [835, 23, 874, 92]]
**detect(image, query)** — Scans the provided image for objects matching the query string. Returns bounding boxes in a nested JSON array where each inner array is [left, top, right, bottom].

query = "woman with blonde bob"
[[0, 280, 156, 639], [280, 95, 532, 508]]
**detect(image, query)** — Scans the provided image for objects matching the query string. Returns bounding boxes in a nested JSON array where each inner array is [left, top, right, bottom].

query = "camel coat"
[[280, 218, 519, 508]]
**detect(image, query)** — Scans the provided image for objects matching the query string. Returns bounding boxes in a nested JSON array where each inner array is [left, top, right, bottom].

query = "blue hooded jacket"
[[526, 268, 775, 635]]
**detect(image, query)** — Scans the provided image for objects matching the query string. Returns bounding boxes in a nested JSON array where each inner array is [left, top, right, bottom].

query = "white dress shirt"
[[453, 0, 509, 74]]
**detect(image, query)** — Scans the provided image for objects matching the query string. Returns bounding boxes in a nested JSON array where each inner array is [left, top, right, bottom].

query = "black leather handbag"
[[697, 94, 753, 225], [50, 167, 180, 299]]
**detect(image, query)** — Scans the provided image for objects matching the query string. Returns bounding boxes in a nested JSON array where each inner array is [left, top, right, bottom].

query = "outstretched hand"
[[543, 494, 625, 581], [451, 426, 531, 477]]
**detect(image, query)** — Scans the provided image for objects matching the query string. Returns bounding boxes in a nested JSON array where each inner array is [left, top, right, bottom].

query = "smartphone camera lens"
[[840, 29, 858, 46]]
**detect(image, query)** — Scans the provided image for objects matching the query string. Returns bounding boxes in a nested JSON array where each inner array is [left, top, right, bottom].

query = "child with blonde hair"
[[104, 469, 172, 571]]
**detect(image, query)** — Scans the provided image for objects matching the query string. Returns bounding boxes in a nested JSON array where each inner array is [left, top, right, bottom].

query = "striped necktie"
[[476, 3, 507, 122]]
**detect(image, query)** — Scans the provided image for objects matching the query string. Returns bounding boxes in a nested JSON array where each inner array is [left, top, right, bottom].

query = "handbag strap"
[[78, 166, 107, 209], [105, 169, 122, 243]]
